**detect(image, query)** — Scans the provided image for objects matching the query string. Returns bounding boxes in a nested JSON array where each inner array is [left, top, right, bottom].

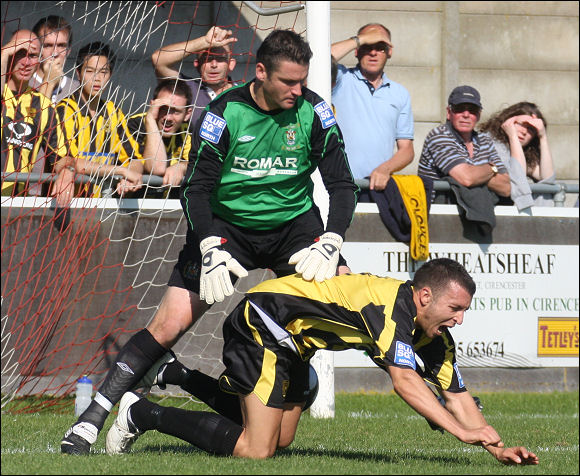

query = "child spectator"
[[55, 41, 143, 200]]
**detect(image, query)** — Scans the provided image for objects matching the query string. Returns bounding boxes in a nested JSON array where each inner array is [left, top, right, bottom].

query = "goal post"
[[305, 0, 336, 419]]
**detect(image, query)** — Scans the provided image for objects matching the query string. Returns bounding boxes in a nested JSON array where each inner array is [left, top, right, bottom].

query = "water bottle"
[[74, 375, 93, 417]]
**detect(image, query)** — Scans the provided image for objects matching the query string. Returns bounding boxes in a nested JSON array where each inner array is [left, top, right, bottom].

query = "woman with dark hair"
[[479, 102, 555, 209]]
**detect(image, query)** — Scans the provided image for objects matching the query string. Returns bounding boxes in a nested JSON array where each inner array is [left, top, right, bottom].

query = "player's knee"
[[277, 433, 295, 449], [238, 445, 276, 459], [147, 307, 194, 346], [252, 446, 277, 459]]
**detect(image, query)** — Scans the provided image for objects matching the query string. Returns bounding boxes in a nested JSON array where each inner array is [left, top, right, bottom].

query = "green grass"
[[2, 392, 578, 474]]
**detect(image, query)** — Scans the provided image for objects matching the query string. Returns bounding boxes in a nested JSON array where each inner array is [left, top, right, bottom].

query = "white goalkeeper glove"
[[199, 236, 248, 305], [288, 232, 344, 282]]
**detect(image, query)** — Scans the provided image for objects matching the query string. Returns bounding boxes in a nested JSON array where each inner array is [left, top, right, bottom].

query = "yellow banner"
[[537, 318, 579, 357]]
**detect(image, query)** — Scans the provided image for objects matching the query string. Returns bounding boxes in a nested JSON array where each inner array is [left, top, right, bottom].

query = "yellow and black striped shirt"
[[127, 112, 191, 199], [56, 91, 141, 197], [2, 85, 67, 196], [244, 273, 466, 392]]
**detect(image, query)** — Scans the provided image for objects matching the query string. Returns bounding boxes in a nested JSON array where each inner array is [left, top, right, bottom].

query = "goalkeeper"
[[107, 258, 539, 465], [61, 28, 358, 455]]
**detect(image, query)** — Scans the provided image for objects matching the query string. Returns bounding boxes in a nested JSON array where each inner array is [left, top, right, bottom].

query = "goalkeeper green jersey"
[[181, 81, 358, 239]]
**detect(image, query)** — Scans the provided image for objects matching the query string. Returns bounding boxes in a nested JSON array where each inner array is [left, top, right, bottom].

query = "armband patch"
[[394, 341, 416, 369], [200, 112, 227, 144], [314, 100, 336, 129], [453, 363, 465, 388]]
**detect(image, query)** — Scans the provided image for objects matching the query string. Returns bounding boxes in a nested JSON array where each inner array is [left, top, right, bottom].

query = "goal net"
[[1, 0, 307, 412]]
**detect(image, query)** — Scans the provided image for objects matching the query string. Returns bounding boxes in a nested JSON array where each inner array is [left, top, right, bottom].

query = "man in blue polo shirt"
[[331, 23, 414, 201]]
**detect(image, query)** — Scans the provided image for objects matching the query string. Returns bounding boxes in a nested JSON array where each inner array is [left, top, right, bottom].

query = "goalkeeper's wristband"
[[200, 236, 227, 254], [314, 232, 344, 255]]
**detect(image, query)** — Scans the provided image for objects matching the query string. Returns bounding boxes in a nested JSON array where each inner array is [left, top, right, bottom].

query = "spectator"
[[151, 26, 237, 129], [479, 102, 556, 209], [127, 79, 193, 199], [55, 41, 143, 202], [29, 15, 80, 104], [61, 29, 358, 456], [27, 16, 80, 196], [1, 29, 69, 200], [106, 259, 537, 465], [331, 23, 414, 201], [418, 85, 511, 204]]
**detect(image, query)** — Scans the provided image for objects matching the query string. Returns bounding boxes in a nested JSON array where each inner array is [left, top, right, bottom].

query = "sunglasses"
[[450, 104, 481, 115], [358, 42, 390, 55], [198, 53, 229, 64]]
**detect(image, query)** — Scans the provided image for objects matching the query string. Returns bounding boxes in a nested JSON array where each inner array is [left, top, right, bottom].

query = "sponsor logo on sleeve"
[[200, 111, 227, 144], [453, 362, 465, 388], [394, 341, 416, 369], [314, 100, 336, 129]]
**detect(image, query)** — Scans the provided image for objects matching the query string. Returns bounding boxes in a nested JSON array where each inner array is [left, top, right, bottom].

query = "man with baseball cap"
[[418, 85, 510, 204]]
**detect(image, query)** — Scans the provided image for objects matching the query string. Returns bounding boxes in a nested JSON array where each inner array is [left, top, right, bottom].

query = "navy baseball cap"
[[448, 85, 482, 108]]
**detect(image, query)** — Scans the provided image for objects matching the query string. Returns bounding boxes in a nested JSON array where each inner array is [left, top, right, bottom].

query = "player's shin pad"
[[99, 329, 167, 406]]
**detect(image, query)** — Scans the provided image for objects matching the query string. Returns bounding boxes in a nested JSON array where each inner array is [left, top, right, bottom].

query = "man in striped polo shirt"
[[418, 85, 510, 204]]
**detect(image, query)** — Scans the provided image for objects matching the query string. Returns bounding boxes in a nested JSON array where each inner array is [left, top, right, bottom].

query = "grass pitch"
[[1, 391, 578, 474]]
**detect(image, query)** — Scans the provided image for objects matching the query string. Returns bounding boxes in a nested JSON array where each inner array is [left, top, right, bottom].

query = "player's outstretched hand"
[[289, 232, 343, 282], [199, 236, 248, 305], [494, 446, 539, 465]]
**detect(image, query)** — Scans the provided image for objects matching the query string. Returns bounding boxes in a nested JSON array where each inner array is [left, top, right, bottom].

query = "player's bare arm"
[[388, 365, 502, 447], [151, 26, 237, 79], [368, 138, 414, 191], [441, 390, 538, 465], [163, 162, 187, 187], [142, 98, 170, 175]]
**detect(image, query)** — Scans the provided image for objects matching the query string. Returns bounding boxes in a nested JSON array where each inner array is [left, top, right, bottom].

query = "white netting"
[[1, 0, 305, 411]]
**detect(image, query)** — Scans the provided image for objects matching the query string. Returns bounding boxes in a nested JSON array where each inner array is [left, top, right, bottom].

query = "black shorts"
[[218, 299, 311, 408], [167, 207, 348, 293]]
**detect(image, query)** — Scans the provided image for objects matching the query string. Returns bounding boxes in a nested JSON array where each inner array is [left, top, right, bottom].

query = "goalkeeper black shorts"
[[167, 207, 348, 293], [218, 299, 311, 408]]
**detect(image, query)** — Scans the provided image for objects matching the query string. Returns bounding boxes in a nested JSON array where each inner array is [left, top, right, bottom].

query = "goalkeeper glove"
[[199, 236, 248, 305], [288, 232, 343, 282]]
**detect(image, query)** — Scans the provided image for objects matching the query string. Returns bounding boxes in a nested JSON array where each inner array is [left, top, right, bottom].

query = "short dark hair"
[[76, 42, 116, 72], [412, 258, 476, 298], [32, 15, 73, 45], [256, 29, 312, 73], [153, 78, 193, 105]]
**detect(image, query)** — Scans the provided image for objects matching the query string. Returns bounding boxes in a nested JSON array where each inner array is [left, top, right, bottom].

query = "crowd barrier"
[[3, 173, 579, 206]]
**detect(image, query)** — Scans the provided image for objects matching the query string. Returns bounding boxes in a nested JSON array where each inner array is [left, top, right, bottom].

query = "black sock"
[[130, 399, 242, 456], [81, 329, 166, 429], [163, 364, 242, 425], [78, 401, 110, 431]]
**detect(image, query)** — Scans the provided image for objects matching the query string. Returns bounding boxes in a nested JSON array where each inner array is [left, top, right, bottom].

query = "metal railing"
[[2, 173, 579, 206], [354, 179, 579, 207]]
